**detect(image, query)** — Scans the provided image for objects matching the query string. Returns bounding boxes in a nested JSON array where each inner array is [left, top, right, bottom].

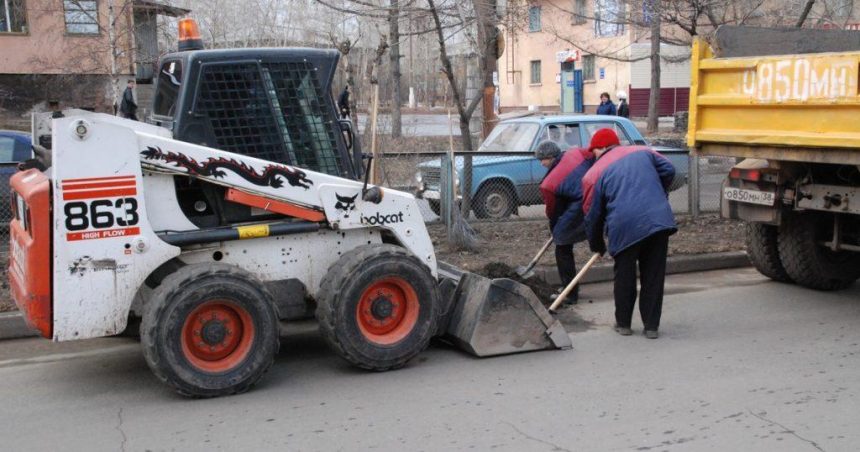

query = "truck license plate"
[[723, 187, 775, 206]]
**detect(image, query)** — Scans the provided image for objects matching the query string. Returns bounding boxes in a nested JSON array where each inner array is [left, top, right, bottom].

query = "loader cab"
[[150, 48, 361, 180], [149, 45, 362, 228]]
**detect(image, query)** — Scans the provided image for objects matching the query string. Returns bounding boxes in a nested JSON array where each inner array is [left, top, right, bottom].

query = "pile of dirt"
[[430, 214, 745, 276], [480, 262, 558, 303]]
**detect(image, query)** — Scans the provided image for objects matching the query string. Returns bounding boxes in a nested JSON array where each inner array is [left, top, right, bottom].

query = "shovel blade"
[[441, 271, 572, 357]]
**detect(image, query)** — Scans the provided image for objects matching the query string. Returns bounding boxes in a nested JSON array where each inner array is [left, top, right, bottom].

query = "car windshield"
[[478, 122, 540, 152]]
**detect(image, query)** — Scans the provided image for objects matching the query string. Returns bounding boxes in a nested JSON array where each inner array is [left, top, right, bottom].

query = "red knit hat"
[[588, 128, 620, 152]]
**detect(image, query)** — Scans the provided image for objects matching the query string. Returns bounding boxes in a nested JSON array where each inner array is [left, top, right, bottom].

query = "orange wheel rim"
[[356, 277, 420, 345], [181, 300, 255, 373]]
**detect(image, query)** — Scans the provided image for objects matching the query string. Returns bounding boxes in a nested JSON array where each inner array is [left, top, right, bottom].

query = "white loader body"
[[48, 112, 435, 341]]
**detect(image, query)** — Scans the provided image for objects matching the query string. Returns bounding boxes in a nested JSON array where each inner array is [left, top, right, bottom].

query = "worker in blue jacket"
[[537, 141, 594, 305], [581, 128, 677, 339]]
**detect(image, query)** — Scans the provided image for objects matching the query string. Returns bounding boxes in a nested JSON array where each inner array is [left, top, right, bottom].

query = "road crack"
[[747, 409, 824, 452], [502, 421, 572, 452], [116, 407, 128, 452]]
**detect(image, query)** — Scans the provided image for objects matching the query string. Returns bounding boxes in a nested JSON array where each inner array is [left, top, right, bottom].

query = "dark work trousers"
[[612, 231, 670, 330], [555, 244, 578, 300]]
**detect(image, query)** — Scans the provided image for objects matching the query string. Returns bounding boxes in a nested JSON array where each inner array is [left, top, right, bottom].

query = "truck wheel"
[[316, 244, 439, 371], [474, 182, 515, 219], [141, 264, 279, 397], [778, 214, 860, 291], [746, 223, 793, 283]]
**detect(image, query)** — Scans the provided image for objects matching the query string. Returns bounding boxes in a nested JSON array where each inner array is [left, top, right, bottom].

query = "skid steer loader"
[[8, 20, 570, 397]]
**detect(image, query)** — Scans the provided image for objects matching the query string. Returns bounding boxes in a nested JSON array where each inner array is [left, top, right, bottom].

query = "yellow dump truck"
[[688, 26, 860, 291]]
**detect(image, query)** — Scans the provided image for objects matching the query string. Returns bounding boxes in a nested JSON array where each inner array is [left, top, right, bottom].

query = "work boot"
[[644, 330, 659, 339], [614, 324, 633, 336]]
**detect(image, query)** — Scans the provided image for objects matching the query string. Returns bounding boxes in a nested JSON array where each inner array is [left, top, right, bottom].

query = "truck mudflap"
[[437, 262, 572, 356], [9, 169, 52, 338]]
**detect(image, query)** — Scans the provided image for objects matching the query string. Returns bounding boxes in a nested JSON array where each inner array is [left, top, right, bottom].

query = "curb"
[[0, 311, 38, 341], [534, 251, 751, 286], [0, 251, 751, 341]]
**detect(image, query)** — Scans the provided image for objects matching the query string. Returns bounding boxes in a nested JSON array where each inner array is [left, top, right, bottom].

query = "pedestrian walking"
[[581, 128, 677, 338], [338, 85, 351, 119], [596, 92, 616, 116], [616, 91, 630, 118], [536, 140, 595, 305], [120, 79, 138, 121]]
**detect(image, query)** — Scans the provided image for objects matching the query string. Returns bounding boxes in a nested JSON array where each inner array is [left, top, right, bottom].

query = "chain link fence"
[[0, 164, 15, 310], [377, 150, 735, 226]]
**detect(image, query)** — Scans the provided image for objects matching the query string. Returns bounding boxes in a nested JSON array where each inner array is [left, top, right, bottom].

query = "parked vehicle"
[[415, 115, 688, 219], [688, 26, 860, 291], [0, 130, 32, 223]]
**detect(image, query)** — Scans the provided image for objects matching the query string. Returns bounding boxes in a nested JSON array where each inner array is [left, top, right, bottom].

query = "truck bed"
[[687, 28, 860, 164]]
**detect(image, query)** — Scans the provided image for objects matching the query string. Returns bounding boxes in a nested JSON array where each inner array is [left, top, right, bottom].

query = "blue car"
[[0, 130, 32, 224], [415, 116, 688, 219]]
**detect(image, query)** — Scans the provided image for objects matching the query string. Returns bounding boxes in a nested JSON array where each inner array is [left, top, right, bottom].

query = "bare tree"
[[27, 0, 139, 111], [647, 0, 661, 133]]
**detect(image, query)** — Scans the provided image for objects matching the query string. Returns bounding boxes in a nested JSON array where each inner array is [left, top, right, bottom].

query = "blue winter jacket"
[[540, 149, 594, 245], [582, 146, 677, 256], [596, 101, 617, 115]]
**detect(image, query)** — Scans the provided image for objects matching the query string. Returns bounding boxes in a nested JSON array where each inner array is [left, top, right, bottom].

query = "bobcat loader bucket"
[[437, 262, 572, 357]]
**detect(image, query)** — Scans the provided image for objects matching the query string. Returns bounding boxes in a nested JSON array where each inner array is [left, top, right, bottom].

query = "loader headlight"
[[415, 171, 423, 183]]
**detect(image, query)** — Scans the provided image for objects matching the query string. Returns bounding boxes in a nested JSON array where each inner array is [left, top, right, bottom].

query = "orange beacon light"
[[178, 18, 204, 51]]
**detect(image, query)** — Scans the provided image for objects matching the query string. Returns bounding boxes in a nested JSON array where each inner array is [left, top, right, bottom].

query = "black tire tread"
[[316, 244, 437, 371], [474, 181, 515, 219], [778, 215, 860, 291], [746, 222, 793, 283], [141, 263, 279, 397]]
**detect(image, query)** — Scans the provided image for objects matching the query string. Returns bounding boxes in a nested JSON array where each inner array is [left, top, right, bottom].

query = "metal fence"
[[376, 150, 735, 227], [0, 164, 14, 257]]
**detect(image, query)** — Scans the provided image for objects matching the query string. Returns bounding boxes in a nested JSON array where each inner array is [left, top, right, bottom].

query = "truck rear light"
[[729, 168, 762, 182]]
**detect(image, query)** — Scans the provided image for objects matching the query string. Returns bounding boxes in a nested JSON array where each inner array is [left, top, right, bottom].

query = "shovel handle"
[[523, 237, 554, 272], [549, 253, 601, 312]]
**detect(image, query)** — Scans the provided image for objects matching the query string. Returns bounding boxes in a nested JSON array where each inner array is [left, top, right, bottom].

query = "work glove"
[[589, 238, 607, 257]]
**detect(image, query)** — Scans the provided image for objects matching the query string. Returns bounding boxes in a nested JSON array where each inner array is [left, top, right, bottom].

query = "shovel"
[[548, 253, 601, 313], [515, 237, 554, 279]]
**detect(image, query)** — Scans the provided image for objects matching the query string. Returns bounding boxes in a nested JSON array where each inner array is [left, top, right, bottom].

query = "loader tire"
[[745, 222, 793, 283], [777, 214, 860, 291], [317, 244, 439, 371], [141, 263, 279, 398]]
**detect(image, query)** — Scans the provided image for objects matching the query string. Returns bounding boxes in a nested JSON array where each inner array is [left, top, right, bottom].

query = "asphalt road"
[[1, 268, 857, 451]]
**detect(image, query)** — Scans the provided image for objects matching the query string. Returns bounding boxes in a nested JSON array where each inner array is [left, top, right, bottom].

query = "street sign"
[[555, 49, 581, 63]]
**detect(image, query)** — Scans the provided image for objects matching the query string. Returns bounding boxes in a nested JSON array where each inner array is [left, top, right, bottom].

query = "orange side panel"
[[225, 188, 326, 222], [9, 169, 52, 339]]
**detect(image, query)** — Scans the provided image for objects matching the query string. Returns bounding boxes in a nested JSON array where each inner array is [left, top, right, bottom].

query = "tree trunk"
[[473, 0, 499, 139], [389, 0, 402, 138], [646, 1, 661, 134], [107, 0, 121, 114], [796, 0, 816, 27]]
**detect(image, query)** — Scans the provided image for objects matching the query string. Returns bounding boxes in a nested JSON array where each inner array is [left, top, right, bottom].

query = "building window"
[[571, 0, 587, 25], [528, 6, 542, 32], [530, 60, 542, 84], [64, 0, 99, 35], [594, 0, 624, 37], [582, 55, 595, 81], [0, 0, 27, 33]]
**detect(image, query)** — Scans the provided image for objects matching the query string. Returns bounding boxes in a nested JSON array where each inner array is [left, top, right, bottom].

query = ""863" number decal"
[[64, 198, 141, 241]]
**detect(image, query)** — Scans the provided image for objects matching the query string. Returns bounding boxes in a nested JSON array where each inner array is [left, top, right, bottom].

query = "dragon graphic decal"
[[141, 146, 313, 190]]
